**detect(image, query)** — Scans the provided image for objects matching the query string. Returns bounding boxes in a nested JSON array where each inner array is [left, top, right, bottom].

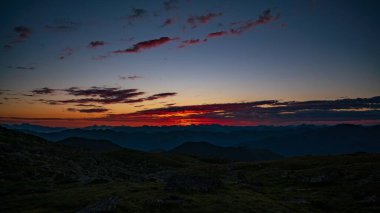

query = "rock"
[[165, 174, 222, 193], [146, 195, 187, 208], [77, 196, 119, 213]]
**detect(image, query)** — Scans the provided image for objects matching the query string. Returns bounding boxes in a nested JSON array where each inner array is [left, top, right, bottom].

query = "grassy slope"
[[1, 127, 379, 212]]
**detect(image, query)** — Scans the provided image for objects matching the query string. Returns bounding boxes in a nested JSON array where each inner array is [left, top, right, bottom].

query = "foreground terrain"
[[0, 127, 379, 212]]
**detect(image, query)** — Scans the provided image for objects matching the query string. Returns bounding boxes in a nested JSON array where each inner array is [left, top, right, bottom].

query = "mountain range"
[[4, 123, 379, 156]]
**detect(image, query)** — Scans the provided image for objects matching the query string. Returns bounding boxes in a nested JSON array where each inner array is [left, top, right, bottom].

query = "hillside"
[[243, 124, 380, 156], [1, 127, 379, 212], [170, 142, 283, 161], [57, 137, 123, 152]]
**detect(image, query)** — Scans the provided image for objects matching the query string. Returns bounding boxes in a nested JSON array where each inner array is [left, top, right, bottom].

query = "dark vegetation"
[[1, 126, 379, 212]]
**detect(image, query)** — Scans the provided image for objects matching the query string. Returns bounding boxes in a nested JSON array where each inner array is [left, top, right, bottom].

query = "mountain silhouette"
[[170, 142, 283, 161]]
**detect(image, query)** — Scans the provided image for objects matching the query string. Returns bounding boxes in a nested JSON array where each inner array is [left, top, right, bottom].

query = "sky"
[[0, 0, 379, 127]]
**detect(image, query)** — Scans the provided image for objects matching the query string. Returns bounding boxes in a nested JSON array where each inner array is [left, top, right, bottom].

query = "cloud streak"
[[163, 0, 179, 11], [119, 75, 142, 80], [187, 12, 223, 28], [67, 107, 109, 113], [100, 97, 380, 126], [88, 41, 106, 48], [33, 86, 177, 106], [113, 37, 176, 54]]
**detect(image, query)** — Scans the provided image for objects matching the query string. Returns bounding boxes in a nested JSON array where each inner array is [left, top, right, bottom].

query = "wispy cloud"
[[119, 75, 142, 80], [31, 87, 57, 95], [162, 17, 176, 27], [88, 41, 106, 48], [45, 20, 79, 32], [178, 39, 203, 48], [206, 31, 228, 38], [33, 86, 177, 106], [113, 37, 177, 54], [7, 65, 35, 70], [59, 47, 75, 60], [14, 26, 32, 40], [67, 107, 109, 113], [204, 9, 279, 40], [144, 92, 177, 101], [163, 0, 179, 11], [3, 26, 32, 49], [187, 12, 223, 28]]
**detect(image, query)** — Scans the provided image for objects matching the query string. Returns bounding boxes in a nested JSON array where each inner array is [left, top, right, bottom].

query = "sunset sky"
[[0, 0, 379, 127]]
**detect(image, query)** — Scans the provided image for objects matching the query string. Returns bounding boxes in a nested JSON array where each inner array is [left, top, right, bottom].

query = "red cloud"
[[113, 37, 176, 54], [203, 9, 279, 40], [229, 9, 280, 35], [207, 31, 228, 38]]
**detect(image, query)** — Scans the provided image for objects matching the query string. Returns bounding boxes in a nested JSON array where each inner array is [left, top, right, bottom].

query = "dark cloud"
[[14, 26, 32, 39], [162, 17, 176, 27], [75, 104, 100, 107], [3, 26, 32, 49], [3, 97, 19, 101], [64, 87, 143, 99], [4, 97, 380, 126], [102, 97, 380, 125], [31, 87, 57, 95], [229, 9, 280, 35], [144, 92, 177, 101], [163, 0, 179, 10], [88, 41, 106, 48], [128, 8, 147, 19], [3, 44, 12, 49], [119, 75, 142, 80], [187, 12, 223, 28], [7, 65, 35, 70], [178, 39, 203, 48], [34, 86, 177, 105], [113, 37, 176, 54], [15, 66, 35, 70], [67, 107, 109, 113], [59, 47, 75, 60], [134, 105, 144, 107], [45, 25, 76, 32], [91, 54, 110, 60], [45, 20, 78, 32], [0, 89, 11, 96]]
